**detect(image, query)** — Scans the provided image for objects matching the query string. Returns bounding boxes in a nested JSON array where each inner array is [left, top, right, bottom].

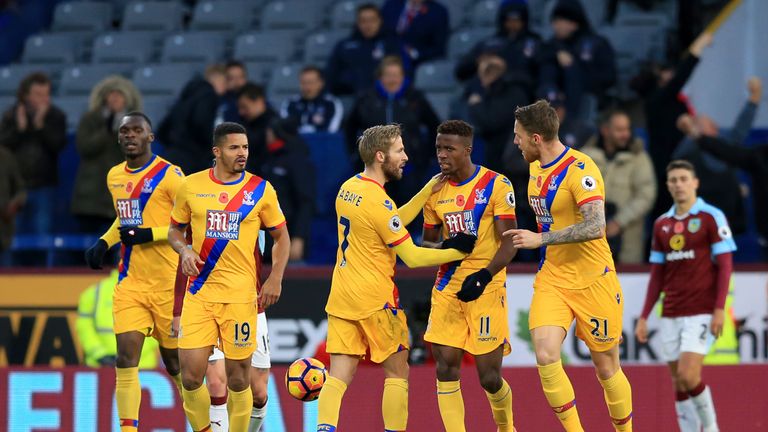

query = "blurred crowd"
[[1, 0, 766, 265]]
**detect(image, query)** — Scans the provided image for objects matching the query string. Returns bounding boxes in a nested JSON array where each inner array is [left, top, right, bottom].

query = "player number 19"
[[234, 322, 250, 343]]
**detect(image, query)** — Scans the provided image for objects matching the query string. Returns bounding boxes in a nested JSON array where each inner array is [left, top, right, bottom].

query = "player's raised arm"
[[393, 232, 475, 268], [398, 173, 447, 225]]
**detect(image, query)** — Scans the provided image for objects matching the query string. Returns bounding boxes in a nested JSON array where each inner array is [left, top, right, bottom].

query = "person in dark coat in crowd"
[[0, 71, 66, 236], [280, 65, 344, 133], [326, 3, 407, 96], [159, 64, 226, 174], [259, 118, 316, 263], [538, 0, 616, 120], [238, 82, 278, 176], [633, 31, 713, 218], [344, 55, 440, 204], [0, 146, 25, 261], [381, 0, 449, 65], [72, 76, 142, 233], [455, 0, 541, 96], [220, 60, 248, 123]]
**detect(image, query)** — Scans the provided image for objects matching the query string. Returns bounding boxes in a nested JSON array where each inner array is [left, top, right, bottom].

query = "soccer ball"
[[285, 357, 327, 401]]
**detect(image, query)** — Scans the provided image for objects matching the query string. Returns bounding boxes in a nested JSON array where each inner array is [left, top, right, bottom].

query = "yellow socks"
[[437, 380, 465, 432], [116, 367, 140, 431], [382, 378, 408, 431], [170, 372, 183, 395], [538, 361, 583, 432], [485, 378, 514, 432], [317, 376, 347, 431], [182, 384, 211, 431], [227, 386, 254, 431], [599, 369, 633, 431]]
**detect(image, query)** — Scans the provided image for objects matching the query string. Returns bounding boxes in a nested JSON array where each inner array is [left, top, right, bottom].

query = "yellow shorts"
[[424, 287, 511, 356], [529, 271, 624, 352], [113, 286, 177, 349], [179, 294, 257, 360], [326, 309, 409, 364]]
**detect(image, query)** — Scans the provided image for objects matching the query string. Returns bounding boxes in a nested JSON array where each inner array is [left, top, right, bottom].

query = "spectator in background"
[[581, 109, 656, 263], [691, 77, 768, 258], [0, 72, 66, 236], [0, 145, 25, 262], [159, 64, 226, 175], [259, 118, 316, 262], [548, 91, 593, 148], [280, 65, 343, 133], [238, 83, 278, 175], [72, 76, 142, 234], [219, 60, 248, 123], [455, 0, 541, 96], [344, 55, 440, 204], [538, 0, 616, 120], [381, 0, 449, 65], [326, 3, 406, 96], [456, 54, 528, 175], [633, 31, 713, 218], [77, 270, 159, 368]]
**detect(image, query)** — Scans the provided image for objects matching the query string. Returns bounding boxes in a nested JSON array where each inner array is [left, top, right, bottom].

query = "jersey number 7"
[[339, 216, 351, 267]]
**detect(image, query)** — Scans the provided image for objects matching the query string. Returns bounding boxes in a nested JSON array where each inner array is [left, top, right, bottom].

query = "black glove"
[[441, 232, 477, 253], [457, 268, 492, 302], [84, 239, 108, 270], [119, 226, 154, 246], [98, 355, 116, 366]]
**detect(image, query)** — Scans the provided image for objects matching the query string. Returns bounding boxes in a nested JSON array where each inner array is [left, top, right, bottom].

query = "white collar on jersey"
[[665, 197, 706, 219]]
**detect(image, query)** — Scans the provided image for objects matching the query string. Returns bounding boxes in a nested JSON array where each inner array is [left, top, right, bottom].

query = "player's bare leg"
[[115, 331, 147, 431], [180, 347, 214, 431], [674, 352, 718, 431], [591, 346, 633, 431], [206, 359, 228, 432], [248, 367, 270, 432], [159, 346, 182, 393], [380, 350, 410, 431], [432, 343, 466, 432], [531, 326, 583, 432], [225, 356, 254, 431], [317, 354, 359, 431], [668, 361, 702, 432], [475, 345, 515, 432]]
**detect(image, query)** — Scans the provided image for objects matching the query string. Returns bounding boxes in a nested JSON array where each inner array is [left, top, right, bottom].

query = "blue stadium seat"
[[58, 64, 131, 96], [233, 31, 295, 65], [415, 60, 456, 93], [22, 33, 80, 64], [471, 0, 499, 28], [190, 0, 257, 32], [92, 32, 155, 64], [441, 0, 470, 30], [424, 91, 452, 122], [243, 61, 275, 83], [303, 29, 347, 64], [141, 95, 174, 126], [54, 95, 89, 131], [330, 0, 359, 30], [267, 63, 302, 108], [261, 0, 320, 31], [132, 64, 199, 97], [122, 1, 185, 32], [161, 32, 226, 64], [0, 96, 14, 112], [448, 27, 494, 60], [53, 1, 113, 32], [0, 64, 56, 97]]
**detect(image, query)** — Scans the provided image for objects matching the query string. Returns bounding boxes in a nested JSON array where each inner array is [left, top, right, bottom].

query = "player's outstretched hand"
[[180, 248, 204, 276], [457, 269, 492, 302], [261, 277, 282, 308], [429, 174, 449, 194], [170, 316, 180, 338], [119, 226, 154, 246], [710, 309, 724, 338], [84, 239, 108, 269], [634, 318, 649, 343], [442, 232, 477, 253], [504, 229, 542, 249]]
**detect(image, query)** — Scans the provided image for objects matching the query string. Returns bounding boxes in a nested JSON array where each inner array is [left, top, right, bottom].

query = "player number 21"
[[234, 322, 250, 343], [590, 318, 608, 338]]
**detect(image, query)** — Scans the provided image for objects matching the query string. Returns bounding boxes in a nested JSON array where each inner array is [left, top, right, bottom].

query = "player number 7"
[[339, 216, 351, 267]]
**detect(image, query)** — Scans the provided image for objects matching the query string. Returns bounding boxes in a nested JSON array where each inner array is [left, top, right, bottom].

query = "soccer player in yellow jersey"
[[83, 112, 185, 432], [421, 120, 518, 432], [168, 122, 290, 432], [505, 101, 633, 431], [316, 125, 477, 432]]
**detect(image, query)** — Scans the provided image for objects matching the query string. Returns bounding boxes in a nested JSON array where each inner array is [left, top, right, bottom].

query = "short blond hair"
[[358, 124, 401, 166]]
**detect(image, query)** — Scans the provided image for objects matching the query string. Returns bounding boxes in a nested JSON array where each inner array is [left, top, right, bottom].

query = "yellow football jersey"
[[106, 155, 184, 291], [170, 169, 285, 304], [326, 174, 411, 320], [423, 165, 516, 295], [528, 147, 614, 290]]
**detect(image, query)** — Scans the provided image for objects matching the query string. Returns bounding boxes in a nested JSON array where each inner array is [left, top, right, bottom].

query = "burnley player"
[[635, 160, 734, 432]]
